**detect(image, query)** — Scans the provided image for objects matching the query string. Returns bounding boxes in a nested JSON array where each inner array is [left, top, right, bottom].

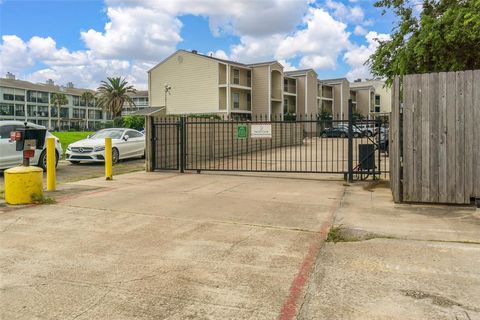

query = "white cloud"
[[278, 59, 297, 71], [354, 25, 367, 35], [325, 0, 365, 24], [80, 6, 182, 61], [0, 35, 33, 75], [0, 0, 384, 90], [344, 31, 390, 80]]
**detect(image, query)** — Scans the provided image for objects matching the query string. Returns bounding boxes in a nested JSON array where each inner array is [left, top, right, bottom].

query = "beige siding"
[[251, 65, 269, 116], [219, 87, 226, 110], [219, 64, 226, 85], [296, 76, 306, 116], [149, 51, 219, 114], [306, 71, 317, 115], [355, 88, 371, 116]]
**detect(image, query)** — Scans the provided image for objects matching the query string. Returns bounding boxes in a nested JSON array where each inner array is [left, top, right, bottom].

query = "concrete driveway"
[[0, 172, 478, 319], [0, 172, 344, 319]]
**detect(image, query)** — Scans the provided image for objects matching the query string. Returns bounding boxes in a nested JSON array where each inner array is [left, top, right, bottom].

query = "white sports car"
[[66, 128, 145, 164]]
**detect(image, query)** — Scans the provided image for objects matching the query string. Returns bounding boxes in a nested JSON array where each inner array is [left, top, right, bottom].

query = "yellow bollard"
[[4, 166, 43, 204], [105, 137, 112, 180], [46, 137, 56, 191]]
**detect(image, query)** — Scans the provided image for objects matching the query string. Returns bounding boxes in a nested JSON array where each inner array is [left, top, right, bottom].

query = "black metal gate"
[[151, 102, 389, 180]]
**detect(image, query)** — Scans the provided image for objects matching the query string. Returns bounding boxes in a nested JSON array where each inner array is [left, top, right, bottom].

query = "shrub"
[[113, 117, 124, 127], [122, 115, 145, 130]]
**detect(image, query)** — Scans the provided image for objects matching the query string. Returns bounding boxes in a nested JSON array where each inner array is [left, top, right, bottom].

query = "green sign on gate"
[[236, 124, 247, 139]]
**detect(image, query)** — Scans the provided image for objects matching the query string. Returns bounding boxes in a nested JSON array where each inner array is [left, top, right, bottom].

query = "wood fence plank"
[[421, 73, 430, 202], [474, 70, 480, 197], [403, 75, 414, 201], [429, 72, 439, 203], [464, 70, 474, 203], [446, 71, 457, 203], [455, 71, 465, 203], [413, 74, 423, 201], [438, 72, 448, 203], [391, 76, 401, 202]]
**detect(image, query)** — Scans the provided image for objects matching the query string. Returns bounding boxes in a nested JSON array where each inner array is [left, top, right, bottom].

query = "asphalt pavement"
[[0, 158, 145, 193]]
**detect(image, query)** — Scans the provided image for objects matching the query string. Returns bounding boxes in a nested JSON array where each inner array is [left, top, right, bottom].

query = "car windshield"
[[90, 129, 124, 139]]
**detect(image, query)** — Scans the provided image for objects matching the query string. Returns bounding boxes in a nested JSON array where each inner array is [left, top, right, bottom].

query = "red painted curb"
[[278, 192, 343, 320]]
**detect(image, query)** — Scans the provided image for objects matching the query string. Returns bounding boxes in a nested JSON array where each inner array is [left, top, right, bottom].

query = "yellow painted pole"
[[105, 137, 112, 180], [46, 137, 56, 191]]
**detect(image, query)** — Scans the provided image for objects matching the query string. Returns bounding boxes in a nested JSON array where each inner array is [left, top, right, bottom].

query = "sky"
[[0, 0, 394, 90]]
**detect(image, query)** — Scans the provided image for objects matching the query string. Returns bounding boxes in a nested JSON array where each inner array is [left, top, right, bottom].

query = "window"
[[284, 79, 288, 92], [73, 108, 86, 118], [284, 98, 288, 114], [37, 106, 48, 117], [3, 94, 14, 101], [375, 95, 381, 106], [0, 103, 14, 116], [27, 105, 37, 116], [0, 125, 16, 139], [127, 130, 144, 138], [89, 110, 102, 119], [60, 107, 69, 118], [73, 96, 80, 106], [15, 105, 25, 117], [27, 91, 37, 102], [15, 94, 25, 101], [37, 92, 48, 103], [375, 106, 381, 113], [247, 93, 251, 111], [50, 106, 58, 117], [233, 93, 240, 109], [233, 69, 240, 85], [247, 70, 251, 86]]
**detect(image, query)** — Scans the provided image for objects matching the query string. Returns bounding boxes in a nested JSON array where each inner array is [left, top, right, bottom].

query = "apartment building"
[[149, 50, 390, 120], [122, 90, 149, 115], [0, 73, 109, 130], [350, 79, 391, 115]]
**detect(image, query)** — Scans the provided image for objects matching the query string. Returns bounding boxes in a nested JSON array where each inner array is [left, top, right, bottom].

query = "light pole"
[[164, 84, 172, 109]]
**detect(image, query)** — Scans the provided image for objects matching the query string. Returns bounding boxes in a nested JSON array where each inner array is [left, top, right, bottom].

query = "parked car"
[[0, 121, 62, 170], [354, 123, 375, 137], [66, 128, 145, 164], [320, 126, 361, 138], [336, 124, 364, 137]]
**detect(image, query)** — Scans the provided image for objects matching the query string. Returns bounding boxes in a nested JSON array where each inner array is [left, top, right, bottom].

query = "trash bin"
[[358, 144, 375, 170]]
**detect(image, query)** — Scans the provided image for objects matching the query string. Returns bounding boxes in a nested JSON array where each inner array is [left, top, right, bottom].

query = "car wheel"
[[340, 133, 346, 138], [353, 132, 360, 138], [38, 150, 59, 171], [69, 161, 80, 165], [366, 131, 373, 137], [112, 147, 119, 164], [321, 133, 328, 138]]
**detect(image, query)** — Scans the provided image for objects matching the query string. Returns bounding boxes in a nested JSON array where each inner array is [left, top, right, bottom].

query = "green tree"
[[368, 0, 480, 85], [96, 77, 136, 118], [50, 92, 68, 130], [81, 91, 95, 130]]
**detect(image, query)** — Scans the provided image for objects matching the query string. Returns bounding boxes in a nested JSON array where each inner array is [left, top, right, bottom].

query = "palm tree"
[[50, 92, 68, 130], [96, 77, 136, 118], [81, 91, 95, 129]]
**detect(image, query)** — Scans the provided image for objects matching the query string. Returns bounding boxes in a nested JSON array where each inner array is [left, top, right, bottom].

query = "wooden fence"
[[390, 70, 480, 204]]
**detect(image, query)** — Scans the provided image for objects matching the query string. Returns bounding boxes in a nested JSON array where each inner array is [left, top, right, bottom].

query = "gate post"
[[179, 116, 186, 173], [347, 99, 354, 182]]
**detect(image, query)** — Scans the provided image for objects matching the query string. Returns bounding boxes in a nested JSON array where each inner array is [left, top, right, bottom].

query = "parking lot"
[[0, 159, 145, 193]]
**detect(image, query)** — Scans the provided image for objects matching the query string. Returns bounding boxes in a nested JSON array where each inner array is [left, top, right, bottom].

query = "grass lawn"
[[51, 131, 93, 157]]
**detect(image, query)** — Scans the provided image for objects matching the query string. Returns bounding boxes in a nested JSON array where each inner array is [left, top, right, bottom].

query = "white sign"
[[251, 124, 272, 139]]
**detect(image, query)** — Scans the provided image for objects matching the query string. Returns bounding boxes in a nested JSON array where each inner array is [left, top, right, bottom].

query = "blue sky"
[[0, 0, 394, 89]]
